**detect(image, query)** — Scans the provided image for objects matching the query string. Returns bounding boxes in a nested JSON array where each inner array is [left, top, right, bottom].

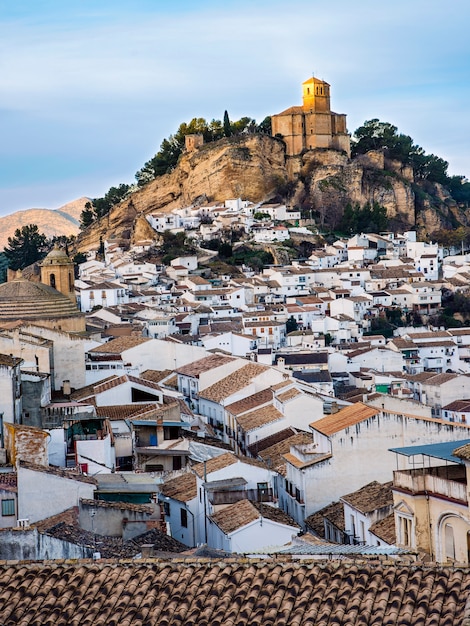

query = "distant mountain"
[[0, 198, 88, 251]]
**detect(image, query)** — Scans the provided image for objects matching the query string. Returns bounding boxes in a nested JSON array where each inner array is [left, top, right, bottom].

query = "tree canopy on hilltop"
[[352, 119, 451, 186], [135, 115, 272, 187]]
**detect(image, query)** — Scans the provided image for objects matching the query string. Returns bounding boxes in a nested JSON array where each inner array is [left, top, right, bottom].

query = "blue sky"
[[1, 0, 469, 215]]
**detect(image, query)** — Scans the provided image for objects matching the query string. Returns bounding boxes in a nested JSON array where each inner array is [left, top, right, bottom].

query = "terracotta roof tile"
[[199, 363, 269, 403], [209, 499, 299, 535], [161, 472, 197, 503], [311, 402, 380, 436], [258, 432, 312, 472], [276, 388, 302, 403], [89, 336, 151, 354], [0, 561, 468, 623], [192, 452, 266, 478], [236, 404, 283, 433], [305, 501, 345, 538], [140, 369, 175, 383], [369, 513, 396, 545], [340, 481, 393, 514], [176, 354, 235, 377], [226, 388, 274, 416], [19, 460, 97, 485], [192, 452, 238, 478]]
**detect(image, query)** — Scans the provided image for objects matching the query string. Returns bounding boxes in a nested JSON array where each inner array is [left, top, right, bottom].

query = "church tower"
[[302, 77, 331, 112], [271, 76, 350, 157], [40, 246, 76, 304]]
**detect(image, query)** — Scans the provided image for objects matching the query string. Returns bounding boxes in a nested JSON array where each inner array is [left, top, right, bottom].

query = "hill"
[[0, 197, 88, 251], [75, 135, 469, 252]]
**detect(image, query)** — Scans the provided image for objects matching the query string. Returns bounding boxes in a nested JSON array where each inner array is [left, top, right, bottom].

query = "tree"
[[337, 202, 388, 235], [223, 110, 232, 137], [4, 224, 49, 271], [80, 202, 95, 229], [257, 116, 272, 135], [286, 316, 299, 334]]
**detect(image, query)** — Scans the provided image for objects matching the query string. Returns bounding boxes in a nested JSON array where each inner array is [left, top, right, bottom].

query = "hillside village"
[[1, 76, 470, 623], [1, 191, 470, 568]]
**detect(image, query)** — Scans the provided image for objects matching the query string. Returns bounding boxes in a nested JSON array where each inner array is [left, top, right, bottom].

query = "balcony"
[[393, 466, 467, 504]]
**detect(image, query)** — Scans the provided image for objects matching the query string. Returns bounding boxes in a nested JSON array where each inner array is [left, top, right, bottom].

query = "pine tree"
[[223, 110, 232, 137]]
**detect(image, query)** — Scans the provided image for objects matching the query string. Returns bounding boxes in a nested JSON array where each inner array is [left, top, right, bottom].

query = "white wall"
[[295, 412, 470, 518], [208, 517, 298, 553], [18, 466, 96, 523]]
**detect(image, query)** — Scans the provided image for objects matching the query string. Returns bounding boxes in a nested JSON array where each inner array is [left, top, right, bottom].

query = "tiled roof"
[[80, 498, 153, 514], [89, 336, 151, 354], [161, 472, 197, 503], [340, 481, 393, 514], [258, 432, 313, 473], [0, 473, 17, 488], [199, 363, 269, 403], [271, 379, 292, 391], [42, 523, 186, 558], [192, 452, 238, 478], [305, 500, 345, 538], [19, 460, 97, 485], [453, 442, 470, 460], [0, 354, 22, 367], [192, 452, 266, 478], [311, 402, 380, 436], [225, 388, 273, 416], [236, 404, 283, 433], [176, 354, 235, 378], [140, 369, 175, 383], [369, 513, 396, 545], [210, 499, 299, 535], [442, 399, 470, 412], [423, 373, 459, 386], [276, 388, 302, 403], [247, 427, 297, 456], [0, 561, 468, 623], [96, 403, 160, 421]]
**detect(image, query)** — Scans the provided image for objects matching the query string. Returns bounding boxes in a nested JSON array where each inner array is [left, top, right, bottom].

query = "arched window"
[[69, 272, 73, 292], [50, 273, 56, 289]]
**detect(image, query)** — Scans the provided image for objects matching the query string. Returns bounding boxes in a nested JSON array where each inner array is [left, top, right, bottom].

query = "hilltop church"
[[271, 76, 350, 157]]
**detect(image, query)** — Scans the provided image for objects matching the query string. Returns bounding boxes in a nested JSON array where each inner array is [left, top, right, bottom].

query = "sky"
[[1, 0, 469, 216]]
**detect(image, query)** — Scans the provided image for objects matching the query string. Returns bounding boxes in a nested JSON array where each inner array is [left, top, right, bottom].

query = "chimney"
[[140, 544, 155, 558]]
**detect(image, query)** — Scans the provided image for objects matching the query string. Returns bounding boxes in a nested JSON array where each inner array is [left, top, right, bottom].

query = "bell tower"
[[302, 77, 331, 112], [40, 246, 76, 304]]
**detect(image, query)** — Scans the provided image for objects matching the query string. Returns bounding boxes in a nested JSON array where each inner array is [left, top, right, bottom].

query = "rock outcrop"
[[77, 135, 287, 251], [75, 136, 465, 252]]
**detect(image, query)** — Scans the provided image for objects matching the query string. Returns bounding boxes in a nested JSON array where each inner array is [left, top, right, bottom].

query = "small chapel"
[[271, 76, 350, 157]]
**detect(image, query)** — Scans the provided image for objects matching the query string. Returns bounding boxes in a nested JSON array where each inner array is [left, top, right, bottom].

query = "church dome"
[[0, 277, 82, 322]]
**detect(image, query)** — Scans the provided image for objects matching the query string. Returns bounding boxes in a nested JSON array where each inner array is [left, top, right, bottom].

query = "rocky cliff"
[[76, 135, 287, 251], [75, 136, 466, 252]]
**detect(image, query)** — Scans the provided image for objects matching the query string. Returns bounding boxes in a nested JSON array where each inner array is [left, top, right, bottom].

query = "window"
[[50, 273, 56, 289], [180, 508, 188, 528], [1, 499, 15, 516], [399, 515, 412, 546], [445, 524, 455, 561]]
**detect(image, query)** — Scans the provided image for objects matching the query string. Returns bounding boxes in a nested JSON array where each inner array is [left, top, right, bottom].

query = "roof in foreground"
[[0, 560, 468, 624], [389, 439, 470, 465]]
